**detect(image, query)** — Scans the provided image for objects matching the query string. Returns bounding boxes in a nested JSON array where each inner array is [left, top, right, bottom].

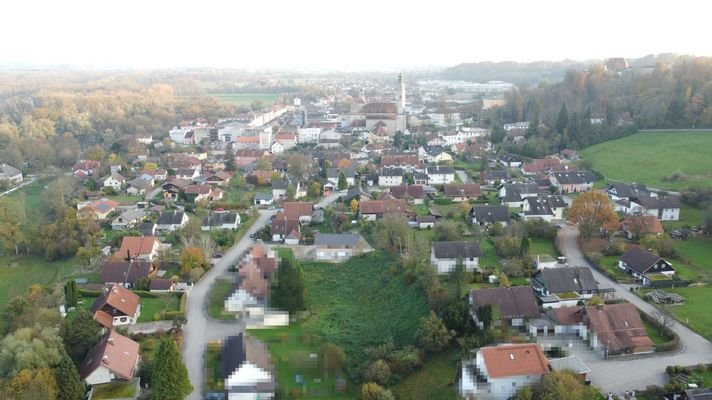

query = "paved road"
[[557, 225, 712, 395], [182, 192, 342, 399], [183, 210, 274, 400]]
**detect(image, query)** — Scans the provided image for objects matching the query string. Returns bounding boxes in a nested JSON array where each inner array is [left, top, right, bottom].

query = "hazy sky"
[[2, 0, 710, 70]]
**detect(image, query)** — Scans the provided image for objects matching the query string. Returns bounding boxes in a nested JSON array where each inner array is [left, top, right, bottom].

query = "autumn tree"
[[349, 199, 359, 213], [0, 197, 28, 255], [320, 343, 345, 374], [433, 220, 460, 241], [362, 359, 391, 386], [287, 154, 307, 180], [0, 367, 58, 400], [180, 246, 206, 276], [151, 337, 192, 399], [567, 191, 618, 239], [0, 326, 65, 377], [361, 382, 395, 400], [416, 311, 455, 352], [516, 370, 600, 400], [308, 181, 322, 198]]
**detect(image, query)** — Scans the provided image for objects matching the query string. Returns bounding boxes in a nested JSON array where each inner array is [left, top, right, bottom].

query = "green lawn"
[[107, 194, 143, 204], [208, 93, 279, 107], [662, 206, 706, 230], [0, 255, 78, 308], [207, 278, 237, 320], [642, 317, 672, 345], [580, 131, 712, 190], [205, 342, 224, 393], [91, 380, 136, 399], [529, 237, 559, 257], [479, 239, 501, 270], [249, 324, 356, 398], [393, 351, 459, 400], [655, 286, 712, 341], [137, 294, 181, 322], [7, 178, 48, 212], [675, 237, 712, 268]]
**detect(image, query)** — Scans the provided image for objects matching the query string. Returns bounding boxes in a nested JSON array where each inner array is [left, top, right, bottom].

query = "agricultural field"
[[580, 131, 712, 190], [208, 93, 279, 107]]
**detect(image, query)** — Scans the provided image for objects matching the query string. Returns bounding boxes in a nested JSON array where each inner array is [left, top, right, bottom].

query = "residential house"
[[126, 175, 154, 196], [426, 166, 455, 185], [413, 172, 429, 185], [618, 247, 675, 285], [271, 214, 300, 244], [522, 195, 566, 222], [606, 183, 649, 201], [156, 211, 189, 232], [314, 233, 364, 261], [469, 286, 541, 328], [221, 334, 275, 400], [149, 279, 176, 293], [162, 178, 191, 201], [235, 135, 261, 150], [205, 170, 233, 187], [480, 170, 509, 185], [499, 183, 539, 208], [273, 132, 297, 151], [430, 241, 482, 274], [90, 284, 141, 328], [633, 195, 681, 221], [389, 185, 425, 204], [183, 184, 212, 203], [560, 149, 580, 161], [138, 222, 156, 236], [101, 260, 155, 287], [202, 211, 241, 230], [73, 160, 101, 177], [499, 153, 522, 168], [443, 184, 481, 202], [284, 202, 314, 224], [271, 180, 288, 200], [469, 205, 509, 227], [378, 167, 404, 187], [550, 171, 596, 193], [80, 330, 140, 385], [419, 146, 453, 164], [551, 303, 653, 356], [380, 154, 423, 173], [358, 198, 408, 221], [103, 172, 126, 190], [530, 267, 602, 308], [254, 192, 275, 206], [111, 209, 147, 231], [620, 215, 664, 240], [521, 158, 566, 175], [116, 236, 161, 262], [79, 198, 121, 219], [460, 343, 550, 400], [235, 149, 269, 169], [174, 167, 200, 181]]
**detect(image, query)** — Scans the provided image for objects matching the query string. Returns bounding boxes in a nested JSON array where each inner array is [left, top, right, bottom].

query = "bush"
[[131, 290, 159, 298], [432, 198, 452, 205], [602, 239, 625, 256], [524, 219, 557, 239], [493, 236, 519, 258], [362, 360, 391, 386]]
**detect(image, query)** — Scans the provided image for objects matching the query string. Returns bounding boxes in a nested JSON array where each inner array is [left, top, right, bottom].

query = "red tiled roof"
[[480, 343, 550, 378]]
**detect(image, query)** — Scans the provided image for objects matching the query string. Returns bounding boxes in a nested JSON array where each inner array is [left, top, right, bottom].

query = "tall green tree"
[[555, 103, 569, 134], [151, 337, 192, 400], [270, 254, 306, 314], [416, 311, 454, 352], [55, 353, 85, 400], [519, 235, 531, 256], [337, 171, 348, 190], [59, 309, 101, 366]]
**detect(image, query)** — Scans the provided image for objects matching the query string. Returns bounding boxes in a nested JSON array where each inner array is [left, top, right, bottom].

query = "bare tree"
[[199, 235, 217, 261], [653, 305, 675, 335]]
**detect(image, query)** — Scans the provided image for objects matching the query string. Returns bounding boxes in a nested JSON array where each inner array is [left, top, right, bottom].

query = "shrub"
[[362, 360, 391, 386], [602, 239, 625, 256], [493, 236, 519, 258]]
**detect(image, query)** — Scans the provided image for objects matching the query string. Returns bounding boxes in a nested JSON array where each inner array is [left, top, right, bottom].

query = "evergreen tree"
[[555, 103, 568, 134], [151, 337, 192, 400], [337, 171, 348, 190], [270, 254, 306, 314], [519, 236, 531, 256], [55, 353, 85, 400], [60, 309, 101, 366]]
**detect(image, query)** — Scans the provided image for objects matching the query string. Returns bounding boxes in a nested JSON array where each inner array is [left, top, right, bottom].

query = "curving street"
[[556, 225, 712, 395]]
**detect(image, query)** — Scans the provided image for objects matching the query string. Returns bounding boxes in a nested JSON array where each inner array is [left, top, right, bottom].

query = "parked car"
[[213, 252, 224, 258]]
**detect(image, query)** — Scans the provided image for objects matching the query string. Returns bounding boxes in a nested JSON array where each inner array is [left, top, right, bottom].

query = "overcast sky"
[[2, 0, 710, 71]]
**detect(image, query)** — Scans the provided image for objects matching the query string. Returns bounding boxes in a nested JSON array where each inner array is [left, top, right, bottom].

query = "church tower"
[[396, 73, 407, 133]]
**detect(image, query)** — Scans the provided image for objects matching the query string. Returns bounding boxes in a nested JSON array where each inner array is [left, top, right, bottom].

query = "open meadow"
[[580, 131, 712, 190]]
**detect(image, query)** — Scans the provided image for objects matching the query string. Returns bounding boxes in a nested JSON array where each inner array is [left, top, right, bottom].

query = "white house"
[[254, 192, 274, 206], [202, 211, 240, 231], [103, 172, 125, 190], [297, 127, 321, 144], [378, 168, 404, 187], [426, 166, 455, 185], [270, 141, 285, 154], [460, 343, 549, 400], [430, 241, 481, 274], [156, 211, 189, 232], [632, 195, 681, 221], [0, 164, 23, 185]]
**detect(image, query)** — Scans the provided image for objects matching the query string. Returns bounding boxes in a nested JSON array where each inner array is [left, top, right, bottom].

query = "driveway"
[[557, 225, 712, 395], [455, 169, 470, 183], [183, 194, 343, 399]]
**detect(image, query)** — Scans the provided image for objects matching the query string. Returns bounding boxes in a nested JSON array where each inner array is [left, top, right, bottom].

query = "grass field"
[[138, 294, 181, 322], [529, 237, 559, 257], [0, 255, 79, 307], [207, 278, 237, 320], [393, 351, 459, 400], [6, 178, 48, 212], [208, 93, 279, 107], [676, 237, 712, 269], [91, 380, 136, 399], [580, 131, 712, 190], [654, 286, 712, 341]]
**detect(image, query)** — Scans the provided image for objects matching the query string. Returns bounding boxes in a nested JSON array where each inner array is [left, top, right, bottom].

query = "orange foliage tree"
[[567, 191, 618, 239]]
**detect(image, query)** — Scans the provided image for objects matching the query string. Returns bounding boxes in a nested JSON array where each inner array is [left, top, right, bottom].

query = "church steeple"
[[397, 73, 405, 114]]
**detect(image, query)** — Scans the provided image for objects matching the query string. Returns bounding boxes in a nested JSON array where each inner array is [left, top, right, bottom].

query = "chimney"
[[108, 337, 114, 345], [102, 355, 109, 364]]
